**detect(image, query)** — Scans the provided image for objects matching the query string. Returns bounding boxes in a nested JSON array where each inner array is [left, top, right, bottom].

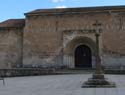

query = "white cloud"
[[52, 0, 64, 3], [55, 5, 67, 8]]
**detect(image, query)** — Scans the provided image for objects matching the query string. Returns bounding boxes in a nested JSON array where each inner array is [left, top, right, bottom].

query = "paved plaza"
[[0, 74, 125, 95]]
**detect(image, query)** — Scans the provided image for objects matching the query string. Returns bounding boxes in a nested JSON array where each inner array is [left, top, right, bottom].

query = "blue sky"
[[0, 0, 125, 22]]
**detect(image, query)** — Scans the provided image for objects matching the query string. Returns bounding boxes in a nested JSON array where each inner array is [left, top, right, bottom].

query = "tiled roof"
[[25, 5, 125, 16], [0, 19, 25, 29]]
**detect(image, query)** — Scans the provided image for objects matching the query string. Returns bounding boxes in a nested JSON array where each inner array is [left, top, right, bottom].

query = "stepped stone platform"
[[82, 74, 116, 88]]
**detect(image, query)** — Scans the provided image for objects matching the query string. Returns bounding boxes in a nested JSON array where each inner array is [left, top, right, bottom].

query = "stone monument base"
[[82, 74, 116, 88]]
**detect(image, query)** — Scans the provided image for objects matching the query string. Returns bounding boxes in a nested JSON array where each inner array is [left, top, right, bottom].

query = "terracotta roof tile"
[[0, 19, 25, 29]]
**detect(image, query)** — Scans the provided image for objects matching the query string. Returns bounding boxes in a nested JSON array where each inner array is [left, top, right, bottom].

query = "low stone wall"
[[102, 55, 125, 69], [0, 68, 55, 77], [104, 69, 125, 74]]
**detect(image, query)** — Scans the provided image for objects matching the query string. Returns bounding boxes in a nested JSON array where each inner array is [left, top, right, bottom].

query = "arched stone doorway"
[[75, 45, 92, 68], [63, 36, 97, 68]]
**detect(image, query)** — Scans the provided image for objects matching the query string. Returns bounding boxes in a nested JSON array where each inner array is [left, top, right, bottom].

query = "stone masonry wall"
[[23, 16, 63, 68], [0, 29, 23, 69], [23, 11, 125, 68]]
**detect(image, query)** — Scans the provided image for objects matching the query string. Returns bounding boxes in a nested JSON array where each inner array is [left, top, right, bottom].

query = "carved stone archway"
[[63, 36, 96, 68]]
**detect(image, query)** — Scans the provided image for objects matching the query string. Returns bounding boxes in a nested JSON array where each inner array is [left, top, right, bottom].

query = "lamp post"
[[82, 21, 116, 88]]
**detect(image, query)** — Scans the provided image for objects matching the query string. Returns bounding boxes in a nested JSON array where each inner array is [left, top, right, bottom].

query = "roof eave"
[[25, 5, 125, 16]]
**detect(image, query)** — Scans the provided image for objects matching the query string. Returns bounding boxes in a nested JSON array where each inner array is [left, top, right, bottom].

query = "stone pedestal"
[[82, 74, 116, 88]]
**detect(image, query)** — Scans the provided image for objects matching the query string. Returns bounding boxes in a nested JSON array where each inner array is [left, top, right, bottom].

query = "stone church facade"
[[0, 6, 125, 69]]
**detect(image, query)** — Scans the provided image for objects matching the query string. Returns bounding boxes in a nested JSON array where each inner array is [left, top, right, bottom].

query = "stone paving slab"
[[0, 74, 125, 95]]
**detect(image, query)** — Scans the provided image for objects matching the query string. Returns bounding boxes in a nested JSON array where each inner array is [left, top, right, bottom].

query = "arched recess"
[[63, 36, 96, 68]]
